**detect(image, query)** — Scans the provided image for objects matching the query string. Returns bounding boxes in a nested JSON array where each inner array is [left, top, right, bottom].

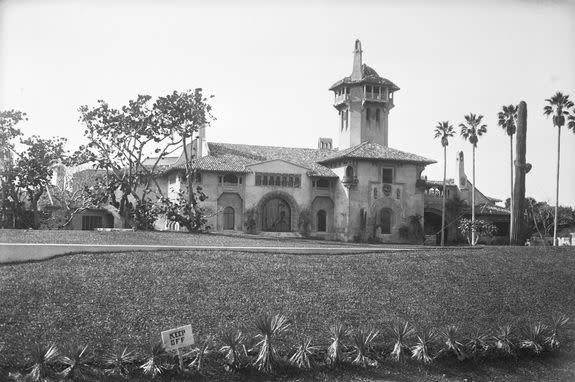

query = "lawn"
[[0, 246, 574, 381]]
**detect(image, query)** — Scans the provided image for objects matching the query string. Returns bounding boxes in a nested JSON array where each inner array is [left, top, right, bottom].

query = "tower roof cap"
[[329, 63, 400, 91]]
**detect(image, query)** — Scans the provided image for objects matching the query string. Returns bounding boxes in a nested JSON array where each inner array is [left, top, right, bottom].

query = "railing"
[[334, 94, 349, 105]]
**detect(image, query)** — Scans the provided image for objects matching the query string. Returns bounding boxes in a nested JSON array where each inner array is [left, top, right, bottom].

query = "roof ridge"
[[210, 141, 337, 152]]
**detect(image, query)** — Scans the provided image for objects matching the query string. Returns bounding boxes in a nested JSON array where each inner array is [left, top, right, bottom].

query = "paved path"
[[0, 242, 415, 264]]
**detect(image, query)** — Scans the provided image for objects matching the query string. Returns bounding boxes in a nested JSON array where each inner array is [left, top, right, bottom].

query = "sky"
[[1, 0, 574, 206]]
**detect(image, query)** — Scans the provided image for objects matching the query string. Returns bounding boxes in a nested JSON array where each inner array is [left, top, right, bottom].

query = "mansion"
[[57, 40, 509, 243]]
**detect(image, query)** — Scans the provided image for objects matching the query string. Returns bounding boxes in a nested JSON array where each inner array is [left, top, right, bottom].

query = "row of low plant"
[[2, 312, 570, 381]]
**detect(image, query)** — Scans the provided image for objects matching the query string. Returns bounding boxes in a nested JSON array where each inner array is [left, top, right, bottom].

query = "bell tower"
[[329, 40, 400, 149]]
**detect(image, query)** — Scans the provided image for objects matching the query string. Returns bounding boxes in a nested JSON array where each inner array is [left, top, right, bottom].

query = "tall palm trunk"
[[553, 126, 561, 246], [441, 146, 446, 246], [472, 146, 476, 245], [509, 135, 514, 242]]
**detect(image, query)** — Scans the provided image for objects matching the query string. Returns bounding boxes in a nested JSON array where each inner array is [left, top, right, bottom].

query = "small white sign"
[[161, 324, 195, 351]]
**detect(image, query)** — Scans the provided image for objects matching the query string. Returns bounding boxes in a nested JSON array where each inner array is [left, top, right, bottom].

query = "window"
[[380, 209, 392, 234], [346, 87, 350, 94], [263, 175, 268, 186], [288, 176, 294, 187], [254, 173, 301, 188], [255, 174, 261, 186], [366, 108, 371, 120], [375, 108, 380, 122], [223, 173, 238, 185], [382, 168, 393, 183], [316, 178, 330, 188], [374, 188, 378, 199], [345, 166, 354, 178], [366, 86, 372, 93], [294, 175, 301, 188], [317, 210, 327, 232]]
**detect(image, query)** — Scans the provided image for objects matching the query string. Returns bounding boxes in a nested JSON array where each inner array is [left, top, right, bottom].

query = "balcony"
[[334, 93, 349, 106]]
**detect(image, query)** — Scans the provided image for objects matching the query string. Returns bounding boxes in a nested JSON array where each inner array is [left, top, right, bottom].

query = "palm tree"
[[459, 114, 488, 246], [434, 121, 455, 246], [497, 104, 518, 242], [543, 92, 574, 245]]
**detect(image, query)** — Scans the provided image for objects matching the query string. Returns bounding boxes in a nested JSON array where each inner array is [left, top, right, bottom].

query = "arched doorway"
[[262, 198, 291, 232], [223, 206, 235, 230], [424, 210, 442, 245], [317, 210, 327, 232]]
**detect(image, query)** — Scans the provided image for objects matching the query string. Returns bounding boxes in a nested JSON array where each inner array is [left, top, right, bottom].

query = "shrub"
[[132, 199, 158, 230], [140, 342, 173, 378], [289, 338, 317, 370], [398, 224, 409, 240], [458, 218, 497, 245], [158, 188, 209, 233], [327, 323, 348, 366], [439, 325, 466, 361], [188, 334, 215, 372], [350, 328, 379, 367], [298, 207, 312, 237], [253, 314, 291, 373], [26, 344, 59, 382], [520, 322, 547, 355], [466, 329, 490, 360], [102, 347, 138, 379], [59, 345, 95, 381], [407, 215, 424, 242], [244, 207, 258, 234], [546, 312, 570, 350], [389, 321, 414, 362], [219, 330, 247, 371], [411, 328, 438, 364], [492, 324, 516, 358]]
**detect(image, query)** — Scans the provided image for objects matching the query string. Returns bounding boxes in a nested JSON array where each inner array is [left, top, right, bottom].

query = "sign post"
[[161, 324, 195, 370]]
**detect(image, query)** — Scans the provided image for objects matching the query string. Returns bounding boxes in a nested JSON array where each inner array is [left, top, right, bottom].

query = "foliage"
[[219, 330, 246, 371], [103, 347, 138, 379], [543, 92, 574, 129], [158, 188, 208, 232], [389, 321, 414, 362], [77, 89, 214, 228], [26, 344, 59, 382], [188, 334, 215, 372], [458, 218, 497, 245], [407, 214, 424, 242], [132, 199, 158, 230], [59, 345, 94, 381], [253, 314, 291, 373], [519, 322, 547, 355], [243, 206, 258, 234], [492, 324, 516, 358], [546, 312, 570, 350], [497, 104, 518, 137], [327, 323, 348, 366], [398, 224, 409, 240], [350, 328, 379, 367], [434, 121, 455, 147], [465, 329, 490, 360], [140, 342, 172, 379], [298, 207, 313, 237], [459, 113, 487, 147], [411, 328, 437, 364], [289, 338, 317, 370], [439, 325, 466, 361]]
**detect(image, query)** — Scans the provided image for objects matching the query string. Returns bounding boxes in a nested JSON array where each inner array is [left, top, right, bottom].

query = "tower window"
[[366, 108, 371, 120], [366, 86, 372, 93], [345, 87, 350, 94], [255, 175, 261, 186], [382, 168, 393, 183], [375, 108, 380, 122]]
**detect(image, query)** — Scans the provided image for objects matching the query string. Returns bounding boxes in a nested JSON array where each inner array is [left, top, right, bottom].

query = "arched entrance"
[[262, 198, 291, 232], [317, 210, 327, 232], [223, 206, 235, 230]]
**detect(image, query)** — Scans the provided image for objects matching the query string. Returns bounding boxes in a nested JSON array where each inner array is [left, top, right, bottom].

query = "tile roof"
[[476, 203, 510, 216], [329, 64, 400, 91], [319, 141, 436, 165], [142, 156, 178, 169], [170, 142, 340, 177]]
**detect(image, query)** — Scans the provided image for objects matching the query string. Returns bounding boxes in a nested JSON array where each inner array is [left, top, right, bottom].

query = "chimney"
[[351, 39, 363, 81], [195, 125, 209, 158], [318, 137, 333, 150]]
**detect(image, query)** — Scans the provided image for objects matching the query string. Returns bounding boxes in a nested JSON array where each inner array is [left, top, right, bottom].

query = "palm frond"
[[188, 334, 215, 372], [327, 323, 349, 365], [253, 313, 291, 373], [140, 342, 172, 379], [389, 321, 414, 362], [103, 347, 138, 379], [520, 322, 548, 355], [350, 328, 379, 367], [466, 329, 490, 359], [59, 345, 94, 381], [289, 338, 318, 370], [219, 329, 246, 370], [411, 328, 437, 364], [546, 312, 570, 350], [26, 344, 59, 382], [492, 324, 516, 357], [439, 325, 467, 361]]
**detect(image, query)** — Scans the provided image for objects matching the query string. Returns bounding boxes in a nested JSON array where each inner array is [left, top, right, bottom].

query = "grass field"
[[1, 245, 574, 381]]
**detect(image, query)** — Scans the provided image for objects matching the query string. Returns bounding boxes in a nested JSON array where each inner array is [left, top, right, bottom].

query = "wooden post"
[[177, 348, 184, 370], [511, 101, 527, 245]]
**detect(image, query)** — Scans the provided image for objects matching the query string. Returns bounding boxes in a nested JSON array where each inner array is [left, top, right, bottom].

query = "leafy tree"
[[77, 89, 214, 229], [458, 218, 497, 245], [157, 188, 208, 233], [0, 110, 26, 228], [15, 136, 67, 212], [434, 121, 455, 246], [498, 104, 518, 242], [543, 92, 574, 245], [459, 114, 488, 246]]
